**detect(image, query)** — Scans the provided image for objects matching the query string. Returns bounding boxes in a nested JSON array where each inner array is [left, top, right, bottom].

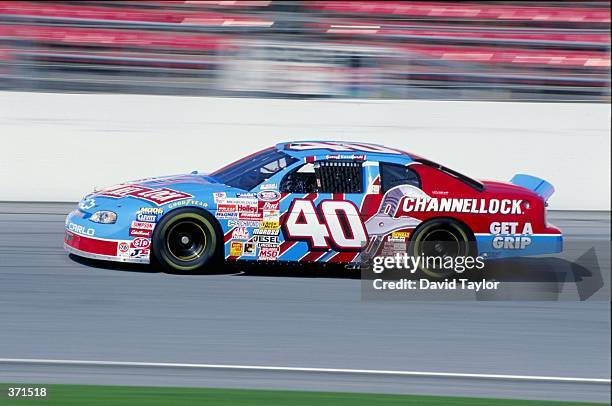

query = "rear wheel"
[[408, 219, 474, 278], [152, 208, 221, 273]]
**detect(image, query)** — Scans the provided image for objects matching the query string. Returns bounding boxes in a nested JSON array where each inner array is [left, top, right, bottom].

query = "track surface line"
[[0, 358, 609, 384]]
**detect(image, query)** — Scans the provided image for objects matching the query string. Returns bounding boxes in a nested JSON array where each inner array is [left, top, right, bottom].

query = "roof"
[[276, 141, 414, 162]]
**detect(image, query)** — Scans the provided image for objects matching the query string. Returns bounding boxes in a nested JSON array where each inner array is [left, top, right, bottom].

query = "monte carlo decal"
[[64, 141, 562, 272]]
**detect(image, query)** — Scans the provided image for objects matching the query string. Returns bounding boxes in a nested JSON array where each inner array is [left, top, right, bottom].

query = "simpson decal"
[[130, 221, 155, 230]]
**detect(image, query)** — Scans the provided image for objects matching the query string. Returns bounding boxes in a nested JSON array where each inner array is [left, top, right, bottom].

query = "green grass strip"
[[0, 384, 605, 406]]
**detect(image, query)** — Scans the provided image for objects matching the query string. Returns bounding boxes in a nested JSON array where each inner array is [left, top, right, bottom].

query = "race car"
[[64, 141, 562, 273]]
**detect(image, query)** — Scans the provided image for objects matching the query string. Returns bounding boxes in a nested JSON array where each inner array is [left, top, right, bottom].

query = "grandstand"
[[0, 0, 609, 100]]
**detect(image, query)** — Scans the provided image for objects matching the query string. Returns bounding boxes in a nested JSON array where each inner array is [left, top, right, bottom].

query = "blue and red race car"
[[64, 141, 562, 272]]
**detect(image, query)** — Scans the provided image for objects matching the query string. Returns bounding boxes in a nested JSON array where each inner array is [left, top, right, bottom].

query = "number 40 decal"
[[283, 199, 368, 251]]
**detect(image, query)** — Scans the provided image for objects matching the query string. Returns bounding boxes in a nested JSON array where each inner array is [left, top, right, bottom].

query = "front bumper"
[[64, 230, 150, 264]]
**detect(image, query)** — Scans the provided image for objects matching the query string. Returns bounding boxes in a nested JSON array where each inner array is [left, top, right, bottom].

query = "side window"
[[281, 161, 363, 194], [280, 163, 318, 193], [380, 163, 421, 193], [316, 161, 362, 193]]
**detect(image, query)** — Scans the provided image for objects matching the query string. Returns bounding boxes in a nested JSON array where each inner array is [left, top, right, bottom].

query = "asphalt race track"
[[0, 203, 610, 403]]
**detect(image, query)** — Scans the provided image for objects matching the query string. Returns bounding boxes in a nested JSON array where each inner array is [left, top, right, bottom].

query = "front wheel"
[[152, 208, 221, 273]]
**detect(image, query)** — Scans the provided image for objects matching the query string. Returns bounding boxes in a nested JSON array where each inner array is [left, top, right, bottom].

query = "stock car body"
[[64, 141, 562, 272]]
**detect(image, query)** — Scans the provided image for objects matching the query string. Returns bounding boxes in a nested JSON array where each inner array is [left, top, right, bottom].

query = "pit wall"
[[1, 91, 609, 210]]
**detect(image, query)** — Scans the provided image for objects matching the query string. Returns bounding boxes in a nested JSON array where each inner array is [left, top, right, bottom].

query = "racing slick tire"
[[152, 208, 222, 273], [408, 218, 475, 278]]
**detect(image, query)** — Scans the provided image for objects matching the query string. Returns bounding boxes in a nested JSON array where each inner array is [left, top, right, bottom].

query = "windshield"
[[211, 148, 299, 190]]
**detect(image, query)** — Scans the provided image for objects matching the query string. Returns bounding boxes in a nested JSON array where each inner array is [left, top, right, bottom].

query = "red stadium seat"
[[0, 25, 228, 52], [306, 1, 611, 23], [0, 1, 273, 26]]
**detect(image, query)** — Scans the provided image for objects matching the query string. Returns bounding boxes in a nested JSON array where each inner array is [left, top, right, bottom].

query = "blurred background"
[[0, 4, 609, 403], [0, 0, 609, 101]]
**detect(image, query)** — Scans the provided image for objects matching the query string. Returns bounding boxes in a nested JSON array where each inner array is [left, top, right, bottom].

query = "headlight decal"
[[89, 211, 117, 224]]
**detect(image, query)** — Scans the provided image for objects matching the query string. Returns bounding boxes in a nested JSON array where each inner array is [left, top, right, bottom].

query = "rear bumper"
[[64, 230, 150, 264]]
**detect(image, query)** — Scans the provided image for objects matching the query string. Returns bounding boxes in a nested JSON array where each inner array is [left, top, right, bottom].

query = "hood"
[[124, 173, 217, 189], [86, 173, 235, 208]]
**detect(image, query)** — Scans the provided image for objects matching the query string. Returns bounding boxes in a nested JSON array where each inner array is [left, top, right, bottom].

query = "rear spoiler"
[[510, 174, 555, 201]]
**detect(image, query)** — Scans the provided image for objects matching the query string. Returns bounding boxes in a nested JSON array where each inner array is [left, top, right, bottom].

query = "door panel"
[[277, 159, 369, 263]]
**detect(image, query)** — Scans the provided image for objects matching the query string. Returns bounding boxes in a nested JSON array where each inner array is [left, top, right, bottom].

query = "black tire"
[[152, 208, 222, 273], [408, 218, 475, 278]]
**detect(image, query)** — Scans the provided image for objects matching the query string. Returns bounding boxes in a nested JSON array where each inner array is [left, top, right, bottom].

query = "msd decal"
[[259, 246, 280, 261], [99, 184, 192, 205]]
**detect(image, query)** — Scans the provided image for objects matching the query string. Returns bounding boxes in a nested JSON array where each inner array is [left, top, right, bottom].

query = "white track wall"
[[1, 91, 609, 210]]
